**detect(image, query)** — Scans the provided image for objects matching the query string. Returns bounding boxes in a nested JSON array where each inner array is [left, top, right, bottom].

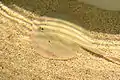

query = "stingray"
[[1, 2, 120, 65]]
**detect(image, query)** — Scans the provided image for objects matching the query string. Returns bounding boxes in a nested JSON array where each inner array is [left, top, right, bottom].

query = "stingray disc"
[[30, 17, 80, 60]]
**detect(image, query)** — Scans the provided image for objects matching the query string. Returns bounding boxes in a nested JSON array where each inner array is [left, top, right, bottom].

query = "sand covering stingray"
[[1, 0, 120, 80]]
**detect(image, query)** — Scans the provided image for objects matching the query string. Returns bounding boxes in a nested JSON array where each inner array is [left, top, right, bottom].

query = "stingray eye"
[[37, 27, 44, 31]]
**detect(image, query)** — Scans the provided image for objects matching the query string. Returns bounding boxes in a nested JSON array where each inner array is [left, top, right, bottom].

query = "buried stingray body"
[[29, 16, 120, 65], [0, 2, 120, 65]]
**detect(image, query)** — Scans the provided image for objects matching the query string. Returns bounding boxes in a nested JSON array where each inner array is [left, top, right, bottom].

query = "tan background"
[[78, 0, 120, 11]]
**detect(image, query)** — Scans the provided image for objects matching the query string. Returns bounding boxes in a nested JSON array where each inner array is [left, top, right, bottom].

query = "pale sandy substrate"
[[0, 1, 120, 80]]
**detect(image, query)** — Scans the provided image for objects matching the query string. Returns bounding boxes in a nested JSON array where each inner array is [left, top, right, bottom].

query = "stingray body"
[[0, 2, 120, 65]]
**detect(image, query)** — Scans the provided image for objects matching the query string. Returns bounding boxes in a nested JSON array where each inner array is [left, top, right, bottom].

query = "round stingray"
[[29, 17, 83, 60]]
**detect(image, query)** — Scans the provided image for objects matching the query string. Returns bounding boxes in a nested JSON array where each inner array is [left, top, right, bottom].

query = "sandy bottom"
[[0, 0, 120, 80]]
